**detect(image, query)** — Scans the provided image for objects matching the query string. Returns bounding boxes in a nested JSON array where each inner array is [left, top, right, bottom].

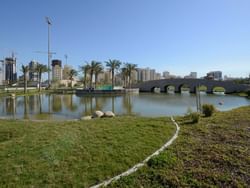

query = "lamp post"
[[45, 17, 52, 86]]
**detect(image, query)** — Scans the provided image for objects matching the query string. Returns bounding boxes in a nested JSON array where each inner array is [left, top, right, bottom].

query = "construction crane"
[[34, 51, 56, 56]]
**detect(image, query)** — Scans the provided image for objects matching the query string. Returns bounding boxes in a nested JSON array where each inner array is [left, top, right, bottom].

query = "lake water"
[[0, 93, 249, 120]]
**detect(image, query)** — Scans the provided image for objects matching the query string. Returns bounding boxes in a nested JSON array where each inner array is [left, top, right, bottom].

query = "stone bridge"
[[132, 79, 250, 94]]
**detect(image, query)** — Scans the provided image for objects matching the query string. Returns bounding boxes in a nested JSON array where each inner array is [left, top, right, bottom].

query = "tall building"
[[5, 57, 17, 84], [131, 70, 137, 84], [136, 68, 143, 81], [0, 60, 5, 85], [29, 60, 38, 81], [184, 72, 197, 79], [163, 71, 170, 79], [206, 71, 222, 80], [190, 72, 197, 79], [150, 69, 156, 80], [155, 73, 161, 80], [136, 67, 161, 82], [52, 59, 62, 81]]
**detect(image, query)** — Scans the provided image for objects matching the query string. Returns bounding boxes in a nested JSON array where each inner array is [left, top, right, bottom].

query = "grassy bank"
[[109, 106, 250, 187], [0, 117, 175, 187], [0, 89, 51, 97]]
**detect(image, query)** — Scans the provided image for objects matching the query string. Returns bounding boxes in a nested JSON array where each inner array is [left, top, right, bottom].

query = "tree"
[[94, 64, 104, 89], [80, 63, 90, 88], [21, 65, 29, 93], [123, 63, 137, 88], [69, 69, 78, 88], [35, 63, 48, 92], [105, 59, 121, 89], [121, 67, 129, 87], [89, 61, 102, 89]]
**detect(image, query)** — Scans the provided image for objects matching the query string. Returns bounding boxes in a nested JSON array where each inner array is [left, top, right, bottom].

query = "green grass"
[[0, 89, 51, 97], [109, 106, 250, 187], [0, 117, 175, 187]]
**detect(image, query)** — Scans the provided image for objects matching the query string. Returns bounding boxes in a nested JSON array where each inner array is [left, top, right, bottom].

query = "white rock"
[[104, 111, 115, 117], [80, 116, 92, 120], [92, 111, 104, 118]]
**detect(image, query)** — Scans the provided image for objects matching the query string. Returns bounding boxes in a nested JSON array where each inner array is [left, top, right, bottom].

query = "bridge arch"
[[150, 86, 161, 93], [164, 85, 175, 93], [212, 86, 226, 94], [179, 84, 190, 93], [195, 85, 208, 93]]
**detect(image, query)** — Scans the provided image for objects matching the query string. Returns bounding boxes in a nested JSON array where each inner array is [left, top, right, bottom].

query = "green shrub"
[[202, 104, 216, 117], [247, 90, 250, 97], [189, 112, 200, 123], [185, 108, 200, 123]]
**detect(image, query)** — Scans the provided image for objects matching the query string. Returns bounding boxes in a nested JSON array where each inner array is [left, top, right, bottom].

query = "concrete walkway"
[[90, 116, 180, 188]]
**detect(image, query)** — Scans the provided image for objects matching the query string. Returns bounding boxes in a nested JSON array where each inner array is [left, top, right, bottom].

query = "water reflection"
[[62, 95, 77, 112], [5, 97, 16, 117], [0, 93, 249, 120], [24, 96, 29, 119], [79, 96, 108, 116], [52, 95, 62, 112], [122, 94, 133, 115]]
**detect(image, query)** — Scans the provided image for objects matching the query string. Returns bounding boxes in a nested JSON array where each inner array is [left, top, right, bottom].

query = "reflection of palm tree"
[[79, 97, 93, 115], [48, 94, 51, 113], [63, 95, 71, 110], [52, 95, 62, 112], [38, 94, 42, 113], [6, 97, 16, 116], [123, 95, 133, 115], [69, 95, 78, 112], [94, 97, 107, 111], [23, 96, 29, 119], [112, 96, 115, 113]]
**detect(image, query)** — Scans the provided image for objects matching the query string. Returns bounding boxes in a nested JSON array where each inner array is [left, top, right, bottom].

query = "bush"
[[247, 90, 250, 97], [202, 104, 216, 117], [185, 108, 200, 123], [189, 112, 200, 123]]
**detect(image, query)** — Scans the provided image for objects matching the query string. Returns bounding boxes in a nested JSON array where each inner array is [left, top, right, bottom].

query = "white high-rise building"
[[163, 71, 170, 79], [0, 60, 5, 85], [52, 59, 62, 81]]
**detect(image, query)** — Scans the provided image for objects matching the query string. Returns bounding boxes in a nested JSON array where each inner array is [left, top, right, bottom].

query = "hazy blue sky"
[[1, 0, 250, 78]]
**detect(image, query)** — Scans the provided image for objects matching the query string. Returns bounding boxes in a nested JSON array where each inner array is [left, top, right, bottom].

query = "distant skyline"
[[1, 0, 250, 78]]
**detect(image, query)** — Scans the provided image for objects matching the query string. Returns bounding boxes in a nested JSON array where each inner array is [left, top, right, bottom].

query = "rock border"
[[90, 116, 180, 188]]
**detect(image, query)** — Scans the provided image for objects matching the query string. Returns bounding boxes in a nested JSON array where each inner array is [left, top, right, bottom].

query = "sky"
[[0, 0, 250, 78]]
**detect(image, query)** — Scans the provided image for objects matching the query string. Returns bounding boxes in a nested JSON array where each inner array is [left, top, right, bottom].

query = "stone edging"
[[90, 116, 180, 188]]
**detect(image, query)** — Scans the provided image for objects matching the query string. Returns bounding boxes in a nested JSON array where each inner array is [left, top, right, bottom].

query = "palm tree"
[[69, 69, 78, 88], [89, 61, 102, 89], [35, 63, 48, 92], [121, 67, 129, 87], [123, 63, 137, 88], [105, 59, 121, 89], [21, 65, 29, 93], [80, 63, 90, 88], [94, 64, 103, 89]]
